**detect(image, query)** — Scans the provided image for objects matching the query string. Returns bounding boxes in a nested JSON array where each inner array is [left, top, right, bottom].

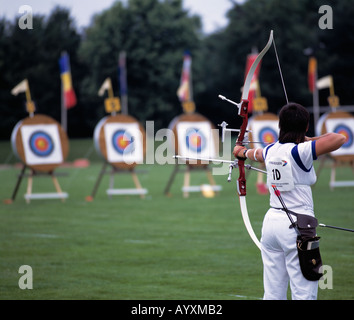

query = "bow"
[[234, 31, 274, 250], [175, 30, 279, 249]]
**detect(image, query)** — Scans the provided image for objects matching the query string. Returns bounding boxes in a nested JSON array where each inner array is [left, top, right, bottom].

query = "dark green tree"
[[79, 0, 202, 131], [315, 0, 354, 107], [195, 0, 354, 134], [0, 7, 83, 139], [2, 0, 353, 140]]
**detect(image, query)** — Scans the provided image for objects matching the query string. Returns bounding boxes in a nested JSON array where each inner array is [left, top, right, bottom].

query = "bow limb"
[[236, 30, 274, 147], [241, 30, 274, 101], [239, 196, 261, 250], [236, 30, 273, 250]]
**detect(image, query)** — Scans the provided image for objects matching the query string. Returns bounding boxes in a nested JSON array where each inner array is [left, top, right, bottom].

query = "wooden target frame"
[[11, 114, 69, 172], [248, 112, 279, 195], [170, 113, 218, 165], [316, 111, 354, 189], [7, 114, 69, 203], [87, 114, 147, 200], [164, 113, 221, 198]]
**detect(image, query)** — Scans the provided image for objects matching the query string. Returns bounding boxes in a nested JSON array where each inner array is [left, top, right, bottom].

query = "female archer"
[[233, 102, 346, 300]]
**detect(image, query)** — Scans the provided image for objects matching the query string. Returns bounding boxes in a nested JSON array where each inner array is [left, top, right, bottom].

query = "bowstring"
[[273, 37, 289, 104]]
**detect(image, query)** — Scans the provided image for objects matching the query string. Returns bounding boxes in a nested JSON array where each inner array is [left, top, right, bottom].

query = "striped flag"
[[59, 52, 77, 109], [308, 57, 317, 93], [177, 52, 192, 102]]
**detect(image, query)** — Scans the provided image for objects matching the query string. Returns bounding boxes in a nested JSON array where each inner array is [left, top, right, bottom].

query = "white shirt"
[[263, 141, 317, 216]]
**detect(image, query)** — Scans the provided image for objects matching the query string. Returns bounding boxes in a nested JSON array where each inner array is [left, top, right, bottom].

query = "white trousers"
[[261, 208, 318, 300]]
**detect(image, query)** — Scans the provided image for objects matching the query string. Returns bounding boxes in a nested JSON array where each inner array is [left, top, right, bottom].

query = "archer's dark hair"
[[278, 102, 310, 144]]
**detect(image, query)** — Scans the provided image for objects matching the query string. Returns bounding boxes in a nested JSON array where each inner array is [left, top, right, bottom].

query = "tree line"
[[1, 0, 353, 139]]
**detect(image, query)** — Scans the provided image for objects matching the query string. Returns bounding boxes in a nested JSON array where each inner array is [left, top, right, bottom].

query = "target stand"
[[164, 113, 221, 198], [6, 114, 69, 203], [316, 111, 354, 190], [86, 114, 147, 200], [164, 163, 221, 198]]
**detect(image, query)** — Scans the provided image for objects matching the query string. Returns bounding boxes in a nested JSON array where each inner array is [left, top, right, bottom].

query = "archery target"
[[111, 129, 135, 155], [11, 114, 68, 172], [20, 124, 63, 165], [258, 126, 278, 146], [185, 127, 206, 153], [249, 119, 279, 148], [333, 124, 353, 148], [29, 131, 54, 157], [325, 117, 354, 156], [104, 122, 143, 164], [177, 121, 216, 158], [93, 114, 146, 169]]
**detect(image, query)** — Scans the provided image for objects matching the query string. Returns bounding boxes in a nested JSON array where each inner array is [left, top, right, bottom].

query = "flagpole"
[[24, 79, 35, 118], [312, 58, 320, 129], [11, 79, 35, 117], [61, 68, 67, 132], [119, 51, 128, 115], [108, 78, 117, 116]]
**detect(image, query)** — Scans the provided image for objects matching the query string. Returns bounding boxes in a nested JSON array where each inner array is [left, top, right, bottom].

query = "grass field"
[[0, 139, 353, 300]]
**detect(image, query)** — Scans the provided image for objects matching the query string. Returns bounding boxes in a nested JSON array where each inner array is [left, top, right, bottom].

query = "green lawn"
[[0, 139, 353, 300]]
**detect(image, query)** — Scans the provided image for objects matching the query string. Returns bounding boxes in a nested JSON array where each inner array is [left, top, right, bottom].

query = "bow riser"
[[235, 99, 249, 197], [236, 100, 249, 144], [238, 99, 249, 118], [237, 164, 246, 196]]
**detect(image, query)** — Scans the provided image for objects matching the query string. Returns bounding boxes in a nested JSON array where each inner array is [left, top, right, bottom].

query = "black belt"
[[271, 207, 299, 217]]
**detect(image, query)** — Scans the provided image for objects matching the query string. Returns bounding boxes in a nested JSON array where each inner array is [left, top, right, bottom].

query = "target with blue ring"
[[112, 130, 135, 154], [333, 124, 353, 148], [259, 127, 278, 147], [185, 128, 206, 153], [29, 131, 54, 157]]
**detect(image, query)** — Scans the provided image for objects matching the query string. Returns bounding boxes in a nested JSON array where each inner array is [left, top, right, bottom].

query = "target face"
[[177, 121, 216, 158], [258, 127, 278, 147], [29, 131, 54, 157], [185, 128, 206, 153], [249, 119, 279, 148], [333, 124, 353, 148], [325, 117, 354, 156], [112, 130, 135, 154], [104, 122, 143, 164], [20, 124, 63, 165]]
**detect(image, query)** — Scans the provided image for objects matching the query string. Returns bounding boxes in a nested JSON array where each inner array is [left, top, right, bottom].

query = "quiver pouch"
[[296, 214, 323, 281]]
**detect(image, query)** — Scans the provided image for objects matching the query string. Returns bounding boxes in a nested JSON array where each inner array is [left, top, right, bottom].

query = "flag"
[[11, 78, 35, 114], [59, 52, 77, 109], [308, 57, 317, 93], [316, 75, 333, 90], [11, 79, 29, 96], [244, 53, 262, 113], [317, 75, 336, 104], [98, 78, 112, 96], [177, 52, 192, 102]]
